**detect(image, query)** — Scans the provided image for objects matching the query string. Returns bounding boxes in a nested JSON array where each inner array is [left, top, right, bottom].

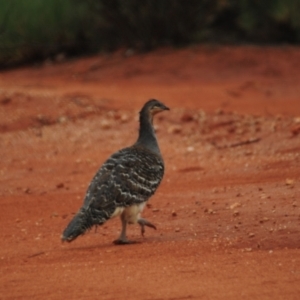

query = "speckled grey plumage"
[[61, 99, 169, 244]]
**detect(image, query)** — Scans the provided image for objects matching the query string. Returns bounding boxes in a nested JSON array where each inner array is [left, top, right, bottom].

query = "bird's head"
[[136, 99, 169, 150], [141, 99, 170, 118]]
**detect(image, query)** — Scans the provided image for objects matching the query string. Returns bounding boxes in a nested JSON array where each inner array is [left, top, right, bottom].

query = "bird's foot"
[[138, 218, 156, 236], [113, 238, 137, 245]]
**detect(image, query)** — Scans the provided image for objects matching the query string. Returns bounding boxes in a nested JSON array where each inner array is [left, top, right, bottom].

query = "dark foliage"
[[1, 0, 300, 67]]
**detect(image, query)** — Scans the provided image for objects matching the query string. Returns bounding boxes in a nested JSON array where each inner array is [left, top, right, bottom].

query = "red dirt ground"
[[0, 46, 299, 300]]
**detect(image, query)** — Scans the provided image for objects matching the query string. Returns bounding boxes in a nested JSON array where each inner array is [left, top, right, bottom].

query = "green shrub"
[[82, 0, 300, 46], [0, 0, 93, 67], [235, 0, 300, 42], [82, 0, 221, 49], [1, 0, 300, 67]]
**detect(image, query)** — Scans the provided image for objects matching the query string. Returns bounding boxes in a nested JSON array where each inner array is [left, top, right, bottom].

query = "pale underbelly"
[[111, 202, 146, 224]]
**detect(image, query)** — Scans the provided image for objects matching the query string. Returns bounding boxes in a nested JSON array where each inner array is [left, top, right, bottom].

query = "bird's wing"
[[83, 147, 164, 213]]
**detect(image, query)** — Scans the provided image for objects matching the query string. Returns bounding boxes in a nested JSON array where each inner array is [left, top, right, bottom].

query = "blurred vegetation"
[[0, 0, 94, 67], [1, 0, 300, 68]]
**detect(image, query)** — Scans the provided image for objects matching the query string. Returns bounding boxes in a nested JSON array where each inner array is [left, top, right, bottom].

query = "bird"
[[61, 99, 169, 244]]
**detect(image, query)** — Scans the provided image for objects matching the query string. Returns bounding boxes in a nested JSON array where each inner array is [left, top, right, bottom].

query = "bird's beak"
[[152, 104, 170, 115]]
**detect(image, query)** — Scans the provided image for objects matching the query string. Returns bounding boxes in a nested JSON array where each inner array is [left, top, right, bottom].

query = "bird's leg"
[[113, 214, 136, 245], [138, 218, 156, 236]]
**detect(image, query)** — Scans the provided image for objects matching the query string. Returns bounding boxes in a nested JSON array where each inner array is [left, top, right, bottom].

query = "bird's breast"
[[110, 206, 125, 218], [111, 203, 146, 224], [123, 203, 146, 224]]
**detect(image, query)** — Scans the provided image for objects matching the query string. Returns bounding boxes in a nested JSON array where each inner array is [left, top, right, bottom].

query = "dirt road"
[[0, 46, 299, 299]]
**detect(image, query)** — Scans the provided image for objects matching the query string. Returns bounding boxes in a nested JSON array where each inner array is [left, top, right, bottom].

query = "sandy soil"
[[0, 46, 299, 300]]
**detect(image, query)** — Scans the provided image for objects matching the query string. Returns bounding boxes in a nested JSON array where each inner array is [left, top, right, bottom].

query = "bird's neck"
[[135, 113, 161, 154]]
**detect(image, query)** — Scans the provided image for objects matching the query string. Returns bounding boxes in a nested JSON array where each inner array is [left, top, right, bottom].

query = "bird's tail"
[[61, 208, 95, 242]]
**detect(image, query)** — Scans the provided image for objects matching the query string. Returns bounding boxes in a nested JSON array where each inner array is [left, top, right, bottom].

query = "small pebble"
[[56, 183, 64, 189], [181, 113, 194, 122], [285, 178, 294, 186], [168, 125, 182, 134], [233, 211, 240, 217], [259, 217, 269, 223], [24, 188, 31, 194], [230, 202, 241, 210], [100, 120, 111, 129]]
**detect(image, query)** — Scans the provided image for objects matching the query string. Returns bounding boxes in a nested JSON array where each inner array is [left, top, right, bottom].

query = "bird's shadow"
[[60, 239, 143, 253]]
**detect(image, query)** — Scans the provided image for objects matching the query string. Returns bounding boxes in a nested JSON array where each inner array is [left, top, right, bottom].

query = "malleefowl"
[[61, 99, 169, 244]]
